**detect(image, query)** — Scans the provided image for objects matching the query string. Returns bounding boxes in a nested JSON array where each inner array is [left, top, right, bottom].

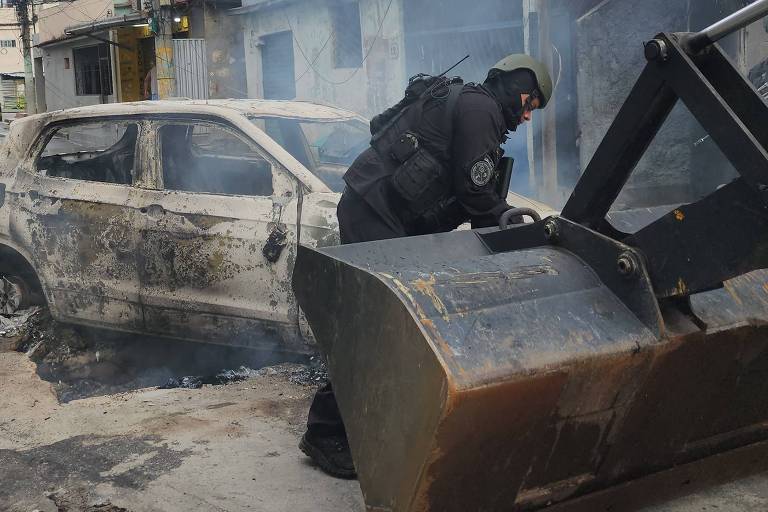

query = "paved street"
[[651, 475, 768, 511], [0, 344, 364, 512], [3, 338, 768, 512]]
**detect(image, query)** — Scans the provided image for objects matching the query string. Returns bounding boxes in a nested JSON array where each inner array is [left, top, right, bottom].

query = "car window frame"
[[29, 117, 145, 188], [299, 118, 370, 169], [261, 117, 316, 173], [150, 116, 298, 199], [253, 116, 370, 167]]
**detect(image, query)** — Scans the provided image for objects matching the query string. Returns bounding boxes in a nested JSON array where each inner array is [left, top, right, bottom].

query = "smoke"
[[224, 0, 765, 213], [17, 307, 313, 403]]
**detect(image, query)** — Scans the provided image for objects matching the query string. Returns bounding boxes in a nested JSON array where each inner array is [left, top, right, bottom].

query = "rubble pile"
[[9, 307, 89, 363]]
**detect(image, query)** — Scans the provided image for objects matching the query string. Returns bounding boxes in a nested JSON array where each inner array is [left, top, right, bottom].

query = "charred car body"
[[0, 99, 552, 351], [0, 100, 368, 351]]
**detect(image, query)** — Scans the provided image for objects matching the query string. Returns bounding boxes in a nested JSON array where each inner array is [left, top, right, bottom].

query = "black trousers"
[[306, 187, 406, 436]]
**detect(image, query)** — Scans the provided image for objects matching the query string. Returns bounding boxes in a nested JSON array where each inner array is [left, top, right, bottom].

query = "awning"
[[37, 34, 97, 49], [36, 14, 148, 49], [64, 13, 148, 37]]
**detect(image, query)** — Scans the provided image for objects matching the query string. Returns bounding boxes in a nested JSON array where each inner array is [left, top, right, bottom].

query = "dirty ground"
[[0, 309, 361, 512], [1, 310, 767, 512]]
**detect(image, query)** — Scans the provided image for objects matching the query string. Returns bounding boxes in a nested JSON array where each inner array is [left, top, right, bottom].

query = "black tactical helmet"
[[488, 54, 553, 108]]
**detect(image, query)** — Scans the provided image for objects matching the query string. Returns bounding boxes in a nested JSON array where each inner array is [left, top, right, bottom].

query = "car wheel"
[[0, 275, 31, 315]]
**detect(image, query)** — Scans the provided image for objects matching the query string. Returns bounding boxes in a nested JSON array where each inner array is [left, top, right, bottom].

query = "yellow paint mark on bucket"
[[724, 280, 744, 306], [412, 275, 450, 322]]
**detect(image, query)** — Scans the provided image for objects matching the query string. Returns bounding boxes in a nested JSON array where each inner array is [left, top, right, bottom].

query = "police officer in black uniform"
[[299, 54, 553, 479]]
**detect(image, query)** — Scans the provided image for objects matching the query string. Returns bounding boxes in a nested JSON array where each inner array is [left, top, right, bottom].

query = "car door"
[[137, 118, 303, 349], [8, 118, 147, 330]]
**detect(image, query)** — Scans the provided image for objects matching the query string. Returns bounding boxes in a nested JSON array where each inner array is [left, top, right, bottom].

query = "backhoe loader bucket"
[[294, 221, 768, 511], [294, 3, 768, 510]]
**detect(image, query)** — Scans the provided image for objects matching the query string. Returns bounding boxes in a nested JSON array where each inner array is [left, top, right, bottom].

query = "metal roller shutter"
[[173, 38, 209, 99]]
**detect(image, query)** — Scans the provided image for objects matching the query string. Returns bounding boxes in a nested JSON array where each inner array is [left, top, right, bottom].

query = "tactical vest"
[[369, 77, 464, 218]]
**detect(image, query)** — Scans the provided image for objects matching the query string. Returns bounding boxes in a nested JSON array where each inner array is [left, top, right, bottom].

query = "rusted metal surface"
[[293, 228, 768, 511], [543, 439, 768, 512], [0, 99, 351, 350]]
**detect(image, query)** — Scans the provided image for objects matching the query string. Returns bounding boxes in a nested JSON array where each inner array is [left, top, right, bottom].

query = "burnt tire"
[[0, 274, 36, 315]]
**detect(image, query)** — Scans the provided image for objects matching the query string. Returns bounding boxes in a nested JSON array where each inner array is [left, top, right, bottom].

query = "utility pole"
[[15, 0, 36, 114], [151, 0, 175, 99]]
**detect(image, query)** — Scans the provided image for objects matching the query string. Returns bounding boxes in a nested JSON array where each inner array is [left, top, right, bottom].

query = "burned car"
[[0, 99, 552, 351]]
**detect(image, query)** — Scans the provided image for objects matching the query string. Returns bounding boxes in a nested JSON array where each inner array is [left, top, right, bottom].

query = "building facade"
[[35, 0, 227, 111], [0, 8, 22, 74], [232, 0, 527, 116], [0, 7, 23, 119], [37, 0, 135, 111], [232, 0, 531, 186], [27, 0, 768, 209], [232, 0, 405, 117]]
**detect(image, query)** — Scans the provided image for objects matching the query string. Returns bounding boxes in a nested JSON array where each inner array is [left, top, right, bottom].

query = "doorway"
[[261, 31, 296, 100]]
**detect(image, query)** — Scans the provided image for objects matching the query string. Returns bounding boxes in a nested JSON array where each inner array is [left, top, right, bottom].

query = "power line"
[[285, 0, 394, 86], [70, 1, 111, 20], [31, 0, 120, 108], [36, 0, 111, 22], [295, 30, 334, 83], [36, 6, 98, 22]]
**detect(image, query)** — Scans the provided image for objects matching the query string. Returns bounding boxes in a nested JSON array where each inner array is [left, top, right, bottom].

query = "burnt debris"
[[2, 306, 325, 402]]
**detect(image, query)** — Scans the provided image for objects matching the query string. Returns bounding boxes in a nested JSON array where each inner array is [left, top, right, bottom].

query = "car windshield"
[[250, 116, 370, 192]]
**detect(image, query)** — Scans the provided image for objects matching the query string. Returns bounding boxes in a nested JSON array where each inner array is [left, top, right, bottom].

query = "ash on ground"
[[2, 307, 326, 402], [159, 359, 327, 390]]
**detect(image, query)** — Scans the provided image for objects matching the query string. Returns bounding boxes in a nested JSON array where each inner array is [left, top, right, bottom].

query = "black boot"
[[299, 431, 357, 479]]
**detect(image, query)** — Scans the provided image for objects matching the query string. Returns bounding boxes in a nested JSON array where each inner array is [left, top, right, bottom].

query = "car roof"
[[30, 99, 365, 122]]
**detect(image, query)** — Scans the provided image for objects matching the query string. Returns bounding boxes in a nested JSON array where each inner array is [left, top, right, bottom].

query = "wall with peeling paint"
[[239, 0, 406, 117]]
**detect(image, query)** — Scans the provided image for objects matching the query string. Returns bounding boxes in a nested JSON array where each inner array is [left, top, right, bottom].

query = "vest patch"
[[470, 157, 495, 187]]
